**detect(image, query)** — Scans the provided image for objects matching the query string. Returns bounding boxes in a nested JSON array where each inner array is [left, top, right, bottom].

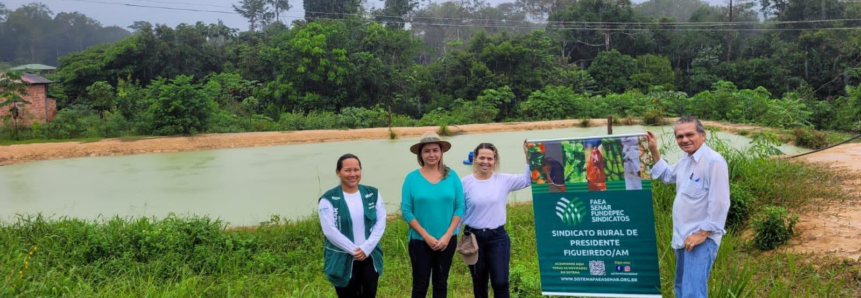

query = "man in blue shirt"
[[644, 116, 731, 298]]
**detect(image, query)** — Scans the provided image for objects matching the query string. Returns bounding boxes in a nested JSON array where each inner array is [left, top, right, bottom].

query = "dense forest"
[[0, 3, 129, 67], [1, 0, 860, 140]]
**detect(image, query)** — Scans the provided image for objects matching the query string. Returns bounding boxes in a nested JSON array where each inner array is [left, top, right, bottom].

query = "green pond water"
[[0, 126, 809, 226]]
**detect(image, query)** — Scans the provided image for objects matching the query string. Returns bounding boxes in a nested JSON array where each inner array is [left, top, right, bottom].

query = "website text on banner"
[[526, 133, 661, 297]]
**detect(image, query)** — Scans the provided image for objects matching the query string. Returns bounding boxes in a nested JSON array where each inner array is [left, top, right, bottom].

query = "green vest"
[[319, 184, 384, 288]]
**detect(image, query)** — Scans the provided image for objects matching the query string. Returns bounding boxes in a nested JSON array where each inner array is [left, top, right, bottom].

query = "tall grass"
[[0, 136, 858, 297]]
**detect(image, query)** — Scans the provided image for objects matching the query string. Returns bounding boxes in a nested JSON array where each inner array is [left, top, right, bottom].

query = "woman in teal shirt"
[[401, 131, 465, 298]]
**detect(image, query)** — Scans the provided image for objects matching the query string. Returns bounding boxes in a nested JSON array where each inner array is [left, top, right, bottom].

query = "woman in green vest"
[[318, 154, 386, 298], [401, 131, 465, 298]]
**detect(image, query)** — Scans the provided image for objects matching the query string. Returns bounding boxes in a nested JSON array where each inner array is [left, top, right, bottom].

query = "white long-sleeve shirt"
[[651, 144, 730, 249], [318, 191, 386, 256], [461, 164, 531, 229]]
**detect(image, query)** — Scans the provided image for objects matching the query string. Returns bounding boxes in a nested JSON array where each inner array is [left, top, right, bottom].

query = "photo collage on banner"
[[526, 134, 661, 297]]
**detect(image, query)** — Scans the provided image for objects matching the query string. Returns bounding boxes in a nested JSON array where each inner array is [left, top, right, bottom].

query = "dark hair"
[[415, 143, 450, 179], [472, 143, 500, 172], [674, 116, 706, 135], [336, 154, 362, 172]]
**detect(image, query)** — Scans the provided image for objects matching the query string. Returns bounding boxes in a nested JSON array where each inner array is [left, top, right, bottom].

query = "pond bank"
[[0, 118, 776, 166]]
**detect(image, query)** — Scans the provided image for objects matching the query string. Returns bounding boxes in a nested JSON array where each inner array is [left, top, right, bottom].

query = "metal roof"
[[21, 73, 53, 84], [9, 64, 57, 71]]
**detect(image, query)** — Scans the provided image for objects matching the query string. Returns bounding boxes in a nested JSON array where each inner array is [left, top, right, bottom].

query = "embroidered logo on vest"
[[333, 207, 340, 229]]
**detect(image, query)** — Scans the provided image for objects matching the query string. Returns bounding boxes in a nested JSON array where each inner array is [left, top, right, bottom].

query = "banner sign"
[[526, 133, 661, 297]]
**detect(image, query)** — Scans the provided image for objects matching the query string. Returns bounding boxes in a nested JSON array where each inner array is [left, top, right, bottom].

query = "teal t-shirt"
[[401, 168, 465, 240]]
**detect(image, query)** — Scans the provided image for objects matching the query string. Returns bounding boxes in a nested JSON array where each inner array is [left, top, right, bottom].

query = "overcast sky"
[[3, 0, 729, 31]]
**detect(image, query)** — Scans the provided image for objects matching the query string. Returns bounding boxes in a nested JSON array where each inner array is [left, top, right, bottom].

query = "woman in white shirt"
[[318, 154, 386, 298], [461, 143, 531, 298]]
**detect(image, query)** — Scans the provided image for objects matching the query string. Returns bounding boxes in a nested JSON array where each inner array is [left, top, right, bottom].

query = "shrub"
[[452, 99, 499, 124], [791, 127, 829, 149], [245, 114, 278, 132], [622, 115, 637, 125], [277, 111, 306, 131], [30, 121, 44, 139], [437, 124, 454, 136], [149, 76, 217, 135], [520, 86, 586, 120], [510, 264, 541, 296], [417, 108, 451, 126], [96, 112, 133, 138], [42, 105, 94, 139], [207, 110, 245, 133], [338, 107, 389, 129], [751, 206, 797, 250], [417, 98, 499, 126], [641, 108, 665, 126], [726, 184, 754, 230], [302, 111, 340, 130], [578, 119, 590, 127], [761, 93, 812, 129], [587, 91, 649, 118]]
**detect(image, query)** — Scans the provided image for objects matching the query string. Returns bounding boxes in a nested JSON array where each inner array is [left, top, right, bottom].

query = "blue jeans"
[[674, 238, 718, 298], [466, 226, 510, 298]]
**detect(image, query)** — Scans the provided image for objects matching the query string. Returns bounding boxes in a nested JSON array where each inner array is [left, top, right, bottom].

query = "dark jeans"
[[466, 226, 511, 298], [408, 236, 457, 298], [334, 256, 379, 298]]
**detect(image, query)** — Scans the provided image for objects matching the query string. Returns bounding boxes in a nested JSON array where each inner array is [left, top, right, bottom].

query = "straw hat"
[[410, 131, 452, 154]]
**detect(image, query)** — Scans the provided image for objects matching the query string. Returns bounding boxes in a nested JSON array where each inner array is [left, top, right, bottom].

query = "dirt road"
[[788, 143, 861, 260]]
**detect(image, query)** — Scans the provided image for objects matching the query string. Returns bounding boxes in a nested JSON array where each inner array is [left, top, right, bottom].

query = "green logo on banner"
[[556, 197, 587, 225]]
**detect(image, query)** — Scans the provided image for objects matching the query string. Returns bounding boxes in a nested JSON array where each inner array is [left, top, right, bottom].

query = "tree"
[[520, 85, 587, 120], [86, 81, 116, 119], [588, 50, 635, 94], [516, 0, 575, 20], [128, 21, 151, 32], [634, 0, 705, 22], [377, 0, 422, 29], [233, 0, 271, 32], [0, 2, 8, 22], [304, 0, 361, 21], [549, 0, 640, 63], [148, 75, 217, 135], [267, 0, 291, 24], [0, 72, 30, 140], [6, 3, 53, 63], [630, 54, 675, 91], [0, 3, 129, 66], [116, 78, 149, 120]]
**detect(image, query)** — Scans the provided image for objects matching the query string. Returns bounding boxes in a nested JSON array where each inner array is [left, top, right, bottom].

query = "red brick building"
[[0, 73, 57, 124]]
